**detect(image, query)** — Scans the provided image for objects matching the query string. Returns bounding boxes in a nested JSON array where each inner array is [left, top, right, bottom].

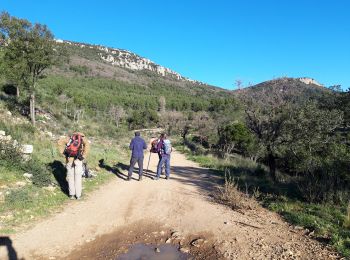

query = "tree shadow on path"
[[170, 166, 224, 196]]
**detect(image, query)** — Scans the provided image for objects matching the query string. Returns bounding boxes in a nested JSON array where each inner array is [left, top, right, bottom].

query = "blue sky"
[[1, 0, 349, 89]]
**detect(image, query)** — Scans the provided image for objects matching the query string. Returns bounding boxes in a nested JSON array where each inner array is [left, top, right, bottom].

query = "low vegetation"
[[0, 104, 129, 234], [214, 169, 257, 210], [175, 141, 350, 257]]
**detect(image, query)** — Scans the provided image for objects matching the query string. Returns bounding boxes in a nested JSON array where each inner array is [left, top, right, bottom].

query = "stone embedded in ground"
[[179, 247, 190, 253], [165, 238, 172, 243], [171, 231, 181, 238], [155, 247, 160, 253], [0, 130, 5, 136], [0, 135, 12, 141], [190, 238, 205, 247], [294, 226, 304, 230]]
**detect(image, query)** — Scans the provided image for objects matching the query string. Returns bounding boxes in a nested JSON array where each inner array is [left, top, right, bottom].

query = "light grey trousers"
[[66, 159, 83, 197]]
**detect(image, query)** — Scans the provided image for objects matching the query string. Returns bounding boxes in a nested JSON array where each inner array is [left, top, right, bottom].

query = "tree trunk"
[[30, 92, 35, 126], [268, 153, 277, 182]]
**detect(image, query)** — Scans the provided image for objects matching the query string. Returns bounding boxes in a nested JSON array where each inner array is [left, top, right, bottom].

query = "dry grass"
[[214, 170, 257, 210]]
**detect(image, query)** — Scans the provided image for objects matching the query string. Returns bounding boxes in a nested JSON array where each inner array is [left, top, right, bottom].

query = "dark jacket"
[[129, 136, 147, 158]]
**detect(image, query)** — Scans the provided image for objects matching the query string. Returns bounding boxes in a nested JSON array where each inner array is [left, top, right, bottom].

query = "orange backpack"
[[64, 133, 82, 158]]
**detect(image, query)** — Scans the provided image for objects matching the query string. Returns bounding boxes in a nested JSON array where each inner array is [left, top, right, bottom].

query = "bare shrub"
[[214, 169, 257, 210]]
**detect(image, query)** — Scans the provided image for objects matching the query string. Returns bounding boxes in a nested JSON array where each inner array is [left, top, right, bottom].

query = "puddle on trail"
[[117, 243, 189, 260]]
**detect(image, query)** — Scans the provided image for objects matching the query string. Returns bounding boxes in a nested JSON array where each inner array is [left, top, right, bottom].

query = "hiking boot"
[[76, 196, 81, 200], [127, 177, 131, 181], [166, 176, 170, 180], [69, 195, 75, 200], [153, 176, 159, 180], [139, 176, 143, 181]]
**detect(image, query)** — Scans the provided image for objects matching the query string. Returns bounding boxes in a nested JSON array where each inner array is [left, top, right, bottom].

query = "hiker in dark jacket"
[[128, 131, 147, 181]]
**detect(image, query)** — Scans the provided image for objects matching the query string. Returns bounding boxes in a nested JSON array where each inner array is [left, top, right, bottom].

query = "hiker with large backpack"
[[58, 132, 90, 200], [128, 131, 147, 181], [153, 133, 172, 180]]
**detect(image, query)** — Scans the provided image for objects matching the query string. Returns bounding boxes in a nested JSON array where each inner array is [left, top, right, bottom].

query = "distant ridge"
[[233, 77, 329, 102], [54, 39, 204, 85]]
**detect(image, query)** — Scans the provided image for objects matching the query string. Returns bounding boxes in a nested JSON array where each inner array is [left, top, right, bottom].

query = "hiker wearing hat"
[[128, 131, 147, 181], [154, 133, 172, 180], [58, 132, 90, 200]]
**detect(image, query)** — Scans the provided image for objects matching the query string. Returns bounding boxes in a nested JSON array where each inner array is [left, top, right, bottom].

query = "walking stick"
[[146, 151, 152, 173]]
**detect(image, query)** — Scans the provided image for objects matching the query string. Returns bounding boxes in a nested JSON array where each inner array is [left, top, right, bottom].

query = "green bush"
[[22, 158, 53, 187], [0, 141, 22, 168]]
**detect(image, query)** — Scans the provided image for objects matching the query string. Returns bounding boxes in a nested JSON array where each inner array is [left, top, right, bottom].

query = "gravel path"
[[0, 150, 339, 259]]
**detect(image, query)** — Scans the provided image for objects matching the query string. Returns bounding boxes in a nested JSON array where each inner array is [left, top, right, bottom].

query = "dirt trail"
[[1, 150, 338, 259]]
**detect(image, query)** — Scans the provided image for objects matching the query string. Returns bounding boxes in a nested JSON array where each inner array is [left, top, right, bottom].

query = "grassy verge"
[[0, 104, 131, 234], [0, 139, 128, 234], [174, 143, 350, 258]]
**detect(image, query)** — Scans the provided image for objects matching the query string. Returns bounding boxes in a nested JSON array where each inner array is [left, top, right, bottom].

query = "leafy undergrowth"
[[175, 143, 350, 258]]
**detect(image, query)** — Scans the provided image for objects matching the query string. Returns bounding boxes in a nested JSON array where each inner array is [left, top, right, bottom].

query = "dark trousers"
[[128, 156, 144, 177]]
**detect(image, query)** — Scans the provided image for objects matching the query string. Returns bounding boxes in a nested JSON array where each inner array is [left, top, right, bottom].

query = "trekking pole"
[[146, 151, 152, 173]]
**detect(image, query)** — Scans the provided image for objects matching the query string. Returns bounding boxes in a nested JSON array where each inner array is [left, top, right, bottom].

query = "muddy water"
[[117, 243, 189, 260]]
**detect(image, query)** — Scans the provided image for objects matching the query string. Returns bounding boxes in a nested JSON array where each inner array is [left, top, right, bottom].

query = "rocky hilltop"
[[55, 39, 200, 84]]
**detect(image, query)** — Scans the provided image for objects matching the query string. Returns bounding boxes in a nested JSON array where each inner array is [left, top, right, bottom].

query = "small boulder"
[[23, 173, 33, 179], [21, 144, 33, 154], [0, 130, 5, 136], [155, 247, 160, 253], [12, 140, 18, 147]]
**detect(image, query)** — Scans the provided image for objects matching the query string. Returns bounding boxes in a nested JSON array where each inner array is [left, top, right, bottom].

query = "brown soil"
[[0, 150, 340, 259]]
